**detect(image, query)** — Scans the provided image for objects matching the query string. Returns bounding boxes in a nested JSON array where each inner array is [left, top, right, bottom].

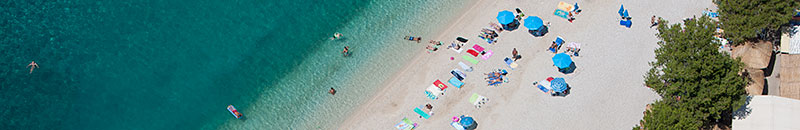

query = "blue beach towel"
[[414, 107, 431, 119]]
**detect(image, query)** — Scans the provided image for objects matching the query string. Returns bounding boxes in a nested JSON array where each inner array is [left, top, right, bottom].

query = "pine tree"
[[715, 0, 799, 44], [636, 16, 748, 130]]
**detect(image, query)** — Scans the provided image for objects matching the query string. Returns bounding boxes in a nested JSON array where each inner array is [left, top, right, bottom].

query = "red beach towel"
[[434, 80, 448, 90], [467, 49, 479, 57]]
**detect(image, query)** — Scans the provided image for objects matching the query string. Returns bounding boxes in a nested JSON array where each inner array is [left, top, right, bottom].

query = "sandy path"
[[338, 0, 717, 129]]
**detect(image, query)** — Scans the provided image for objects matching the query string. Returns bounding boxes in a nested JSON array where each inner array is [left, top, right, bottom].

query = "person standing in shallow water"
[[26, 61, 39, 74], [342, 46, 350, 57], [329, 88, 336, 95]]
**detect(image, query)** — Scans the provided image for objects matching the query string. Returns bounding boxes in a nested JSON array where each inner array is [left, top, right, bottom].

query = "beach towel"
[[504, 57, 518, 69], [450, 69, 466, 81], [449, 43, 464, 53], [462, 55, 479, 64], [472, 44, 485, 52], [425, 91, 438, 100], [554, 9, 569, 19], [396, 118, 417, 130], [466, 49, 479, 57], [557, 1, 574, 11], [481, 50, 493, 60], [434, 80, 448, 90], [414, 107, 431, 119], [458, 62, 473, 72], [451, 122, 466, 130], [449, 77, 464, 88]]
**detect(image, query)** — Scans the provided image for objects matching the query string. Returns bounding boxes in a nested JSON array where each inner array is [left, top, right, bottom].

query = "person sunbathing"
[[404, 36, 421, 43]]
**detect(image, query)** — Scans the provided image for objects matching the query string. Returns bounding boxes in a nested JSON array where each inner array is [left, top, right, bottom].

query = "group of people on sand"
[[426, 40, 443, 53], [479, 28, 499, 43], [484, 70, 508, 86]]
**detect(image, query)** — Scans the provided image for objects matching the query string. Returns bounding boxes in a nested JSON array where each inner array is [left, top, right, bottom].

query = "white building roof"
[[780, 26, 800, 54], [732, 96, 800, 130]]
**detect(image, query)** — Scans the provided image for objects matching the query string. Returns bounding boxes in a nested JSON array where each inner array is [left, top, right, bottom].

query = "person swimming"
[[26, 61, 39, 74], [331, 32, 343, 40], [404, 36, 421, 43], [342, 46, 350, 56], [329, 87, 337, 95]]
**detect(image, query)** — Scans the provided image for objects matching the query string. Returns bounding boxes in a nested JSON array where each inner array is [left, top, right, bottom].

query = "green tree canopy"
[[636, 16, 748, 130], [715, 0, 799, 44]]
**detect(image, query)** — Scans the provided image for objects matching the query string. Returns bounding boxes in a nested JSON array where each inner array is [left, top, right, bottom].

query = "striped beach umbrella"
[[550, 78, 568, 93]]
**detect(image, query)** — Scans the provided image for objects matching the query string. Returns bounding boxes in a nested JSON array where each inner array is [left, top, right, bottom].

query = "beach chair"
[[449, 77, 464, 88], [550, 36, 565, 53], [458, 62, 473, 72], [395, 118, 417, 130], [504, 57, 518, 70]]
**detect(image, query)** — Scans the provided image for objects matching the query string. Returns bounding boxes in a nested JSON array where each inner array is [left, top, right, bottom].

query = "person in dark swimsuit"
[[342, 46, 350, 57]]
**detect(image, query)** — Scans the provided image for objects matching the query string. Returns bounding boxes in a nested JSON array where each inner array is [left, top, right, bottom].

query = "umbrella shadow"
[[559, 63, 577, 74]]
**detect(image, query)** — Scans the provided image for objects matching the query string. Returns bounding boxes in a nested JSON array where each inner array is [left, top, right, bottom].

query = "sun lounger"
[[462, 55, 479, 64], [449, 77, 464, 88], [481, 50, 493, 60], [458, 62, 473, 72], [414, 107, 431, 119], [504, 57, 518, 70], [550, 36, 564, 53], [472, 44, 485, 52]]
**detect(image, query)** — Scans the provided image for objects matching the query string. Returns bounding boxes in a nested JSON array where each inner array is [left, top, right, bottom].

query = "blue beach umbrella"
[[524, 16, 544, 30], [550, 78, 568, 93], [460, 116, 475, 128], [497, 10, 515, 25], [552, 53, 573, 69], [618, 4, 625, 16]]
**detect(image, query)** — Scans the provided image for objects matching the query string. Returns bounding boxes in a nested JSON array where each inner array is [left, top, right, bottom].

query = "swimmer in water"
[[329, 87, 336, 95], [331, 32, 343, 40], [342, 46, 350, 56], [26, 61, 39, 74]]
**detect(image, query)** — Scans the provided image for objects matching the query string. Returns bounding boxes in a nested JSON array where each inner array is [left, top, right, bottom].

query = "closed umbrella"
[[523, 16, 544, 30], [552, 53, 573, 69], [618, 4, 625, 16], [497, 10, 515, 25], [550, 78, 568, 93]]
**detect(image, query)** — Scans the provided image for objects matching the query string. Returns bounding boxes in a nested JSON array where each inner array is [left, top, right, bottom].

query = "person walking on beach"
[[512, 48, 521, 61], [650, 15, 658, 28], [329, 87, 336, 95], [515, 8, 525, 21], [26, 61, 39, 74]]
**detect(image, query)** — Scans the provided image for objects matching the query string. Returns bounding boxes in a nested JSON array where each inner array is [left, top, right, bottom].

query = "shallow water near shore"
[[1, 0, 465, 129]]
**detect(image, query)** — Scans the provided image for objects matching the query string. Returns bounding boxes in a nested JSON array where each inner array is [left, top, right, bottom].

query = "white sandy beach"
[[338, 0, 717, 129]]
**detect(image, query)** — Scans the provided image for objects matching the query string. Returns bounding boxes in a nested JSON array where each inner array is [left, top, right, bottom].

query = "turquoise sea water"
[[1, 0, 465, 129]]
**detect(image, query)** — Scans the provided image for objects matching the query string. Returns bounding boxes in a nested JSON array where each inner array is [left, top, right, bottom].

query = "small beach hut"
[[524, 16, 548, 37]]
